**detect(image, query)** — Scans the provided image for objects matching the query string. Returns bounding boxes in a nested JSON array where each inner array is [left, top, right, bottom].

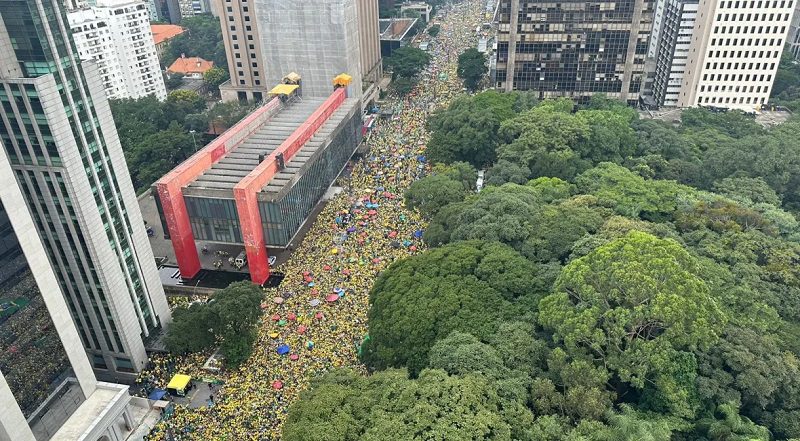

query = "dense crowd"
[[145, 2, 484, 438], [0, 273, 72, 417]]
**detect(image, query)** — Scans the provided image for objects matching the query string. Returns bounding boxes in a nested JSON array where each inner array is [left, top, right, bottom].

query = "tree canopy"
[[286, 95, 800, 440], [457, 48, 487, 91], [426, 91, 537, 167], [164, 281, 263, 368], [161, 15, 226, 70], [385, 46, 431, 80]]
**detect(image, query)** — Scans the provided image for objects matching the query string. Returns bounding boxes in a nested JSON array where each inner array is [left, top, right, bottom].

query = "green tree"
[[162, 15, 227, 69], [163, 281, 262, 367], [457, 48, 487, 91], [362, 241, 542, 375], [164, 72, 184, 90], [284, 369, 534, 441], [427, 91, 531, 167], [539, 232, 727, 417], [391, 77, 415, 95], [164, 303, 216, 353], [404, 163, 476, 218], [575, 162, 694, 220], [203, 66, 229, 92], [128, 122, 194, 191], [211, 281, 263, 341], [427, 24, 440, 37], [694, 402, 770, 441], [385, 46, 431, 79]]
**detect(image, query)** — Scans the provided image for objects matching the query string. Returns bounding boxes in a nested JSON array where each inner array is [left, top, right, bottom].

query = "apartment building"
[[67, 0, 167, 101], [495, 0, 655, 105]]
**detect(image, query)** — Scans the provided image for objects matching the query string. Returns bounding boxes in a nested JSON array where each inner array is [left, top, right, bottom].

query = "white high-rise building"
[[67, 0, 167, 101], [668, 0, 795, 109]]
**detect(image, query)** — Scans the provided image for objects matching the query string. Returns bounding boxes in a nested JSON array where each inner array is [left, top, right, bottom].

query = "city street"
[[143, 1, 487, 439]]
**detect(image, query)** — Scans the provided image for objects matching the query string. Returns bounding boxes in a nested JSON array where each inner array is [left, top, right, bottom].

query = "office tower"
[[651, 0, 698, 106], [0, 187, 153, 441], [495, 0, 655, 105], [67, 0, 168, 101], [0, 0, 170, 382], [652, 0, 794, 109], [217, 0, 381, 105]]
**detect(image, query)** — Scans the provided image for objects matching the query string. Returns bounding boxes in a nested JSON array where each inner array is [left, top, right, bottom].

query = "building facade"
[[495, 0, 655, 105], [216, 0, 268, 102], [657, 0, 795, 109], [0, 186, 155, 441], [650, 0, 698, 106], [67, 0, 167, 101], [358, 0, 384, 106], [217, 0, 381, 105], [0, 0, 170, 382]]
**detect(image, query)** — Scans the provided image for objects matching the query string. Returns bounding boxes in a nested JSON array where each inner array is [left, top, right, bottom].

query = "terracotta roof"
[[167, 57, 214, 75], [151, 24, 185, 45]]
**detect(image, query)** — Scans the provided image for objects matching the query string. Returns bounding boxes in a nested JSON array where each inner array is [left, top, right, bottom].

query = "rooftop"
[[184, 97, 360, 198], [379, 18, 418, 41], [167, 56, 213, 75], [186, 98, 323, 193], [151, 24, 185, 45]]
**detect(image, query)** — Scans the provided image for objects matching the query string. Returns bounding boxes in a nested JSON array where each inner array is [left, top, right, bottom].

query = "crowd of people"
[[145, 2, 485, 438]]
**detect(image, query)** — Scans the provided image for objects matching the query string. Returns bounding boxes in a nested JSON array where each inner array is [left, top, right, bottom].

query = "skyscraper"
[[665, 0, 794, 109], [0, 0, 170, 382], [650, 0, 699, 106], [0, 186, 153, 441], [495, 0, 655, 105], [217, 0, 381, 105]]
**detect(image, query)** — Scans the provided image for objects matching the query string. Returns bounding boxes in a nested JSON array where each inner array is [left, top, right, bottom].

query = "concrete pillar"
[[123, 408, 133, 431]]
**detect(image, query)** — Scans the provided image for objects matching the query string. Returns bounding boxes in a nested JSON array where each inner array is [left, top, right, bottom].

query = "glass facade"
[[496, 0, 653, 104], [185, 197, 243, 243], [182, 112, 360, 248], [0, 0, 164, 375], [0, 202, 85, 441], [260, 112, 360, 247]]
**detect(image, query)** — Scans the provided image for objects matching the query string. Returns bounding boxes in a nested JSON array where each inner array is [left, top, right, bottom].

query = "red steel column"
[[156, 182, 201, 279]]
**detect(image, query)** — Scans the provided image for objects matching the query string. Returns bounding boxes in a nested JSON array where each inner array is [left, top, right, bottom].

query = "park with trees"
[[281, 92, 800, 440]]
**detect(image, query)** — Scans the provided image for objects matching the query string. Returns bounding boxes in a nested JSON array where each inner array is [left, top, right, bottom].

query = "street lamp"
[[189, 129, 197, 151]]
